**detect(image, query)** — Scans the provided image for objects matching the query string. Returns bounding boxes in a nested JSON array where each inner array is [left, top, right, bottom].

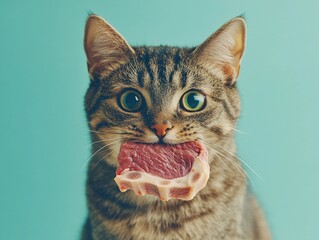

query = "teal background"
[[1, 0, 318, 239]]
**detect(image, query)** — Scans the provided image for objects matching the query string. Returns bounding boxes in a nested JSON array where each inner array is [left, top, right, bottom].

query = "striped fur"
[[82, 15, 271, 240]]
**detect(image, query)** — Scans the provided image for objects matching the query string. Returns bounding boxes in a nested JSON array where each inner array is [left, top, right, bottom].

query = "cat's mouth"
[[114, 141, 210, 201]]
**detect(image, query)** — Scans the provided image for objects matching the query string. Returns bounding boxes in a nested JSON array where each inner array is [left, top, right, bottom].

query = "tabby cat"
[[81, 14, 271, 240]]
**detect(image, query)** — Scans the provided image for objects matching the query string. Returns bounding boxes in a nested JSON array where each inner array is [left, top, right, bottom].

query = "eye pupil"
[[181, 90, 205, 112], [124, 93, 139, 109], [120, 90, 142, 112], [187, 93, 201, 109]]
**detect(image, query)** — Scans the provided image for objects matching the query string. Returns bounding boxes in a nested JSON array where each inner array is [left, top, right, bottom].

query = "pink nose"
[[151, 123, 172, 137]]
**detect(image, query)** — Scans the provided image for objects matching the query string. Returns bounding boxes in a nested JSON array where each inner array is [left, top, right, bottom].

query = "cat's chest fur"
[[84, 155, 257, 240], [109, 201, 244, 240]]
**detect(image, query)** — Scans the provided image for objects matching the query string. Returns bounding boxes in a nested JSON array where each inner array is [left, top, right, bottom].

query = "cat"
[[81, 14, 271, 240]]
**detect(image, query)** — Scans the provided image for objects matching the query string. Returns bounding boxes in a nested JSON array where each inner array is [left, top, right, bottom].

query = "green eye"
[[119, 90, 143, 112], [181, 90, 206, 112]]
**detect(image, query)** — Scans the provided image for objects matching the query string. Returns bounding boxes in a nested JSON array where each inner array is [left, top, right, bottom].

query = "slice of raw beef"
[[114, 141, 210, 201]]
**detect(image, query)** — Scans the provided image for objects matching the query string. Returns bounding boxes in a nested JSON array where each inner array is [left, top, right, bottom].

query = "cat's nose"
[[151, 122, 173, 138]]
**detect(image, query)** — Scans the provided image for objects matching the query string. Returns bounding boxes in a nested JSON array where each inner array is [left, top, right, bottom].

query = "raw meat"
[[114, 141, 210, 201]]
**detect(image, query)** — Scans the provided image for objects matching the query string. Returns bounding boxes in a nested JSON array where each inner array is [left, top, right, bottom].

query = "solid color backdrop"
[[1, 0, 318, 239]]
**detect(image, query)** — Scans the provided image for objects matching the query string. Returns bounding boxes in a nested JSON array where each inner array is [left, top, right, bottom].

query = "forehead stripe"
[[181, 69, 188, 88], [143, 48, 154, 81], [168, 49, 181, 83], [137, 70, 144, 87], [157, 48, 168, 83]]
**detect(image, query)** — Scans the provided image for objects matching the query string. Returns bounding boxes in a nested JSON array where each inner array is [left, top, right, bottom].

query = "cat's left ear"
[[84, 15, 135, 79], [192, 17, 246, 86]]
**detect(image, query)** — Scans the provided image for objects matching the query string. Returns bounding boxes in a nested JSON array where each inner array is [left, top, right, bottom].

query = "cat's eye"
[[119, 89, 143, 112], [181, 90, 206, 112]]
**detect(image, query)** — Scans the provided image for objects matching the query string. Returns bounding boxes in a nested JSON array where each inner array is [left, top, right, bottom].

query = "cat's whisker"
[[198, 135, 260, 179], [198, 138, 255, 188], [82, 145, 109, 169], [200, 142, 232, 172], [82, 139, 122, 169], [215, 151, 248, 183], [112, 132, 136, 136], [228, 126, 248, 134], [215, 145, 262, 180], [199, 139, 242, 172], [200, 139, 241, 172], [215, 151, 256, 189], [86, 129, 129, 137], [86, 129, 105, 134], [93, 147, 118, 169], [213, 148, 254, 188], [87, 137, 123, 148]]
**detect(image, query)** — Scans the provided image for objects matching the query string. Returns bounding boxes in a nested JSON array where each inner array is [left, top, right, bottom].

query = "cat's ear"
[[84, 15, 135, 79], [192, 17, 246, 86]]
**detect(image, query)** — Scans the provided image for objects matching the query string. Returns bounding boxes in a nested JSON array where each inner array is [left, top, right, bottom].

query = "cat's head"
[[84, 15, 246, 167]]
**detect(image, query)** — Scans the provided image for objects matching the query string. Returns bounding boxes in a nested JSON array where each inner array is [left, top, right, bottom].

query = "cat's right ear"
[[84, 15, 135, 80], [191, 17, 246, 86]]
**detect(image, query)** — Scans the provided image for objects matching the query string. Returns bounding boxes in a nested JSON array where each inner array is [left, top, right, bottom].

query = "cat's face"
[[84, 15, 246, 167]]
